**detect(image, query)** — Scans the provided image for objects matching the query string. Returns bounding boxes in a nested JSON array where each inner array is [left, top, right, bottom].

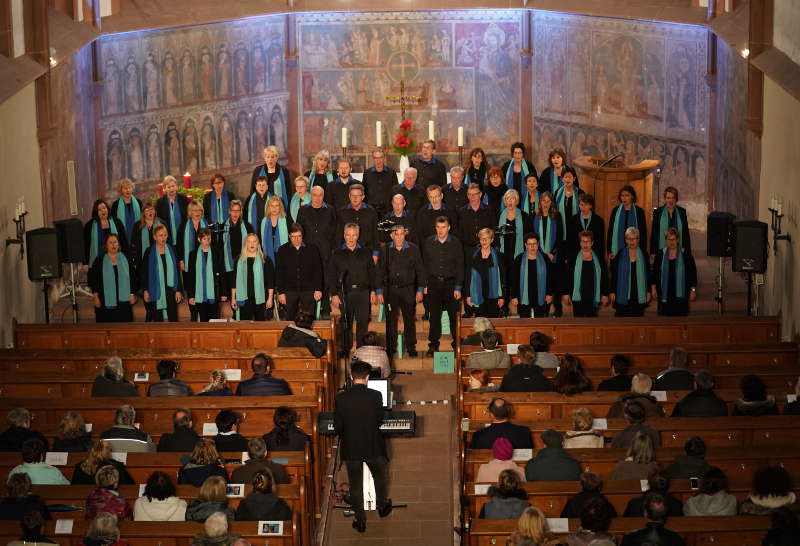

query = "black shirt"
[[233, 257, 275, 301], [296, 204, 336, 262], [415, 204, 459, 243], [380, 211, 415, 243], [422, 234, 465, 289], [326, 177, 356, 211], [459, 203, 496, 249], [328, 245, 376, 293], [275, 242, 323, 293], [597, 374, 633, 392], [511, 254, 553, 302], [224, 219, 253, 265], [390, 183, 426, 216], [362, 167, 397, 213], [379, 241, 426, 292], [443, 183, 469, 211], [410, 156, 447, 188], [336, 204, 380, 255]]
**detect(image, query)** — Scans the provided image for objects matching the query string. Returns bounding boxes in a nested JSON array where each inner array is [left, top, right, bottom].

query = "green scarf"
[[572, 250, 602, 305], [309, 172, 333, 188], [656, 206, 684, 251], [149, 244, 178, 318], [139, 219, 161, 260], [611, 204, 637, 256], [520, 251, 547, 307], [101, 253, 130, 309], [290, 192, 311, 221], [182, 219, 208, 264], [235, 256, 266, 307], [89, 219, 119, 266], [555, 186, 580, 234], [499, 208, 524, 258], [505, 160, 529, 193], [194, 247, 216, 305], [616, 247, 648, 305], [223, 219, 248, 272], [660, 248, 686, 302], [115, 197, 140, 243]]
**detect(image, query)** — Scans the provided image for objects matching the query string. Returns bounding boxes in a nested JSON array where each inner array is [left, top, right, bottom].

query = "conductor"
[[334, 360, 393, 532]]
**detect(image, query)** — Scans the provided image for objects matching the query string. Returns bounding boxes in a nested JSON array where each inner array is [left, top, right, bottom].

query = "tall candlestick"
[[457, 126, 464, 147], [376, 121, 382, 148], [183, 172, 191, 189], [341, 128, 348, 148], [777, 197, 783, 216], [771, 193, 777, 210], [428, 120, 434, 141]]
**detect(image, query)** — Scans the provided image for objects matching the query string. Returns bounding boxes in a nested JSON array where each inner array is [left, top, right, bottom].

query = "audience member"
[[653, 347, 693, 391], [148, 359, 192, 397], [499, 344, 553, 392], [620, 491, 686, 546], [684, 466, 737, 516], [529, 331, 558, 369], [664, 436, 711, 479], [53, 411, 92, 452], [462, 317, 495, 346], [525, 429, 582, 482], [231, 437, 290, 485], [190, 511, 241, 546], [235, 470, 293, 521], [186, 475, 235, 522], [610, 400, 661, 449], [7, 510, 57, 545], [566, 497, 616, 546], [506, 506, 560, 546], [740, 465, 800, 515], [466, 330, 511, 370], [90, 356, 138, 398], [623, 471, 683, 517], [100, 405, 156, 452], [157, 409, 201, 452], [178, 439, 229, 487], [560, 472, 617, 519], [784, 377, 800, 415], [470, 398, 533, 449], [262, 406, 309, 452], [762, 507, 800, 546], [609, 432, 659, 481], [133, 471, 187, 521], [467, 368, 498, 392], [606, 373, 665, 419], [597, 354, 633, 392], [7, 439, 69, 485], [476, 438, 525, 483], [553, 354, 592, 395], [670, 370, 728, 417], [82, 512, 128, 546], [733, 374, 779, 416], [72, 440, 134, 486], [85, 464, 133, 520], [277, 310, 327, 358], [0, 407, 49, 452], [563, 408, 604, 448], [479, 469, 530, 519], [196, 370, 233, 397], [0, 474, 50, 521], [236, 353, 291, 396], [213, 409, 249, 452], [352, 331, 391, 378]]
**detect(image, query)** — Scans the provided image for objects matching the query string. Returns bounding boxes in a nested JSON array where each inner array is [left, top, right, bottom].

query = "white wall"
[[0, 83, 45, 347], [774, 0, 800, 65]]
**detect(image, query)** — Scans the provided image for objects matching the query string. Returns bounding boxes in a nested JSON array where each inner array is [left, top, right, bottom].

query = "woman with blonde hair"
[[85, 465, 132, 520], [178, 439, 228, 487], [467, 369, 497, 393], [141, 223, 182, 322], [498, 189, 528, 279], [72, 440, 134, 485], [304, 149, 333, 190], [110, 178, 143, 250], [132, 201, 161, 272], [564, 408, 604, 448], [251, 145, 291, 207], [506, 506, 560, 546], [288, 175, 311, 224], [178, 201, 208, 273], [479, 469, 529, 520], [185, 475, 234, 522], [260, 195, 289, 269], [610, 432, 659, 481], [155, 174, 189, 244], [464, 228, 505, 318], [83, 512, 128, 545], [197, 370, 233, 396], [231, 233, 274, 321], [53, 411, 92, 452]]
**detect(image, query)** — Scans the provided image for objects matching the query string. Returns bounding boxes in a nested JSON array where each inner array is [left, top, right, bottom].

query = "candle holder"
[[341, 146, 348, 160], [458, 145, 464, 165], [6, 211, 28, 260], [768, 206, 791, 254]]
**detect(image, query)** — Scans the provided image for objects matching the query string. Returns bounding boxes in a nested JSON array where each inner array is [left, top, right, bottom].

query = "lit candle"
[[376, 121, 382, 148], [183, 172, 191, 189], [457, 126, 464, 147], [428, 120, 434, 141], [342, 127, 348, 148]]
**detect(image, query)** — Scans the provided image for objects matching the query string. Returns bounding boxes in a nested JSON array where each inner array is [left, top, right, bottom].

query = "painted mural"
[[97, 15, 289, 189], [532, 12, 710, 230], [297, 11, 522, 171]]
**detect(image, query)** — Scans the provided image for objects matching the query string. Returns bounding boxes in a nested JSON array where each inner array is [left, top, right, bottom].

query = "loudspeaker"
[[26, 228, 62, 281], [53, 218, 84, 263], [732, 221, 768, 273], [707, 211, 735, 257]]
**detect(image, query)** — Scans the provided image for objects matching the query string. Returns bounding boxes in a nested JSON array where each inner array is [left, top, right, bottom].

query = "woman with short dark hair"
[[684, 467, 737, 516], [740, 465, 800, 515], [185, 475, 234, 522], [262, 406, 309, 451], [234, 470, 292, 521], [553, 354, 592, 395], [88, 233, 135, 323], [134, 471, 186, 521], [0, 474, 50, 521], [84, 199, 127, 270], [479, 469, 529, 520], [733, 374, 779, 416]]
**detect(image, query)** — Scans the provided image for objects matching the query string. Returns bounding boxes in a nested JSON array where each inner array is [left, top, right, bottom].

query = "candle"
[[19, 198, 25, 215], [158, 183, 165, 197], [341, 127, 348, 148], [376, 121, 382, 148], [771, 193, 777, 210], [777, 197, 783, 216], [183, 172, 191, 189], [14, 203, 20, 220], [457, 126, 464, 147], [428, 120, 434, 140]]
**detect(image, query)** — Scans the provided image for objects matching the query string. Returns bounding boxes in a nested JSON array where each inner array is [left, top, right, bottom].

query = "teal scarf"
[[611, 204, 637, 256], [167, 199, 182, 244], [555, 186, 580, 234], [469, 247, 502, 306], [656, 206, 684, 251], [660, 249, 686, 302], [520, 251, 547, 307], [499, 208, 524, 258], [578, 212, 593, 232], [261, 165, 288, 206], [260, 216, 288, 266], [246, 192, 270, 229], [89, 219, 119, 265], [533, 215, 558, 256], [147, 244, 178, 318], [139, 219, 161, 260], [194, 248, 216, 305], [309, 172, 333, 188], [182, 219, 207, 264], [223, 219, 249, 272], [235, 256, 266, 306], [101, 253, 130, 309], [616, 247, 648, 305], [550, 168, 561, 194], [505, 160, 529, 193], [210, 191, 230, 224], [115, 197, 140, 243], [572, 250, 602, 305], [290, 192, 311, 221], [522, 191, 540, 215]]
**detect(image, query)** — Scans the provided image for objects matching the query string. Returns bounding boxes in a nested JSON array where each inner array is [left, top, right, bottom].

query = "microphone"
[[599, 152, 623, 169]]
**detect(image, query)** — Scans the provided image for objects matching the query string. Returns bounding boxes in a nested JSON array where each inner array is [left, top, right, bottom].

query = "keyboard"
[[318, 410, 416, 436]]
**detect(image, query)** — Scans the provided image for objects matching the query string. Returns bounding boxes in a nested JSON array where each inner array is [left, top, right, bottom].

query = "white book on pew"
[[788, 394, 797, 403], [592, 418, 608, 430], [54, 520, 74, 534], [223, 369, 242, 381], [111, 452, 127, 464], [651, 390, 667, 402], [512, 449, 532, 461], [546, 518, 569, 532], [506, 344, 520, 355], [203, 423, 219, 436], [474, 483, 490, 495], [45, 452, 68, 466]]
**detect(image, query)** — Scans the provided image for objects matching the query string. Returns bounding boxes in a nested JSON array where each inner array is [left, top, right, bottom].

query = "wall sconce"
[[768, 194, 791, 253], [6, 201, 28, 259]]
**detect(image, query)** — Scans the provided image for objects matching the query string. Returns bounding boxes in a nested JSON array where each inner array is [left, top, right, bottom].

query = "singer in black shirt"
[[422, 216, 464, 355]]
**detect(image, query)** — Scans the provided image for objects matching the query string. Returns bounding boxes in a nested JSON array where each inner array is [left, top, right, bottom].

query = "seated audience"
[[620, 491, 686, 546], [597, 354, 633, 392], [235, 470, 293, 521], [553, 354, 592, 395], [564, 407, 604, 448], [606, 373, 665, 419], [466, 329, 511, 370], [197, 370, 233, 396], [529, 331, 558, 369], [507, 506, 560, 546], [232, 437, 290, 485], [610, 432, 659, 481], [653, 347, 693, 390], [100, 405, 156, 452], [0, 474, 50, 521], [670, 369, 728, 417], [462, 317, 495, 346], [72, 440, 134, 485], [236, 353, 291, 396], [352, 331, 391, 378], [262, 406, 309, 451], [784, 377, 800, 415], [148, 359, 192, 397], [134, 471, 187, 521], [213, 409, 249, 452], [467, 368, 498, 392], [53, 411, 92, 452], [186, 475, 235, 522], [191, 511, 241, 546], [90, 356, 138, 398], [278, 310, 327, 357], [733, 374, 779, 416], [178, 439, 229, 487], [499, 344, 553, 392], [7, 439, 69, 485], [525, 429, 582, 482], [566, 497, 616, 546], [561, 471, 617, 519], [85, 465, 133, 520], [684, 466, 737, 516], [479, 469, 529, 519], [664, 436, 711, 479], [623, 471, 683, 517], [476, 438, 525, 483], [740, 465, 800, 515], [0, 407, 49, 452], [157, 409, 200, 452], [82, 512, 127, 546], [470, 398, 533, 450], [762, 507, 800, 546], [7, 510, 57, 546], [610, 400, 661, 449]]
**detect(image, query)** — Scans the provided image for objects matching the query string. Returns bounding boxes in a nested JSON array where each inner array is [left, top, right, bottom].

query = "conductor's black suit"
[[333, 383, 390, 522]]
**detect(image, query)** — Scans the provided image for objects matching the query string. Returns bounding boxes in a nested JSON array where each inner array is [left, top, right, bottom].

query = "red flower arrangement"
[[392, 119, 416, 157]]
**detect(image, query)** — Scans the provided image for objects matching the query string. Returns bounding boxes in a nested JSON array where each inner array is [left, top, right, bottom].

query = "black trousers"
[[95, 303, 133, 323], [469, 299, 500, 318], [386, 287, 416, 353], [283, 291, 316, 322], [195, 301, 219, 322], [145, 289, 179, 322], [238, 300, 267, 321], [572, 300, 598, 317], [517, 303, 549, 318], [427, 278, 458, 348], [614, 303, 646, 317], [344, 456, 389, 521], [340, 289, 370, 353]]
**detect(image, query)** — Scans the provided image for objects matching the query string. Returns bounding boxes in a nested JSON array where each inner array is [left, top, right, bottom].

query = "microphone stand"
[[337, 271, 350, 361]]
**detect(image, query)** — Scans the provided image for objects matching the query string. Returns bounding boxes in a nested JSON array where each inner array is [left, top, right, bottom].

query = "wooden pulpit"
[[573, 156, 661, 247]]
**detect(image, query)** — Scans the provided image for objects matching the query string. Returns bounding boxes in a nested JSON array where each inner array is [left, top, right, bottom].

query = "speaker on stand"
[[707, 212, 735, 314], [54, 218, 90, 323], [25, 228, 62, 324], [732, 220, 768, 316]]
